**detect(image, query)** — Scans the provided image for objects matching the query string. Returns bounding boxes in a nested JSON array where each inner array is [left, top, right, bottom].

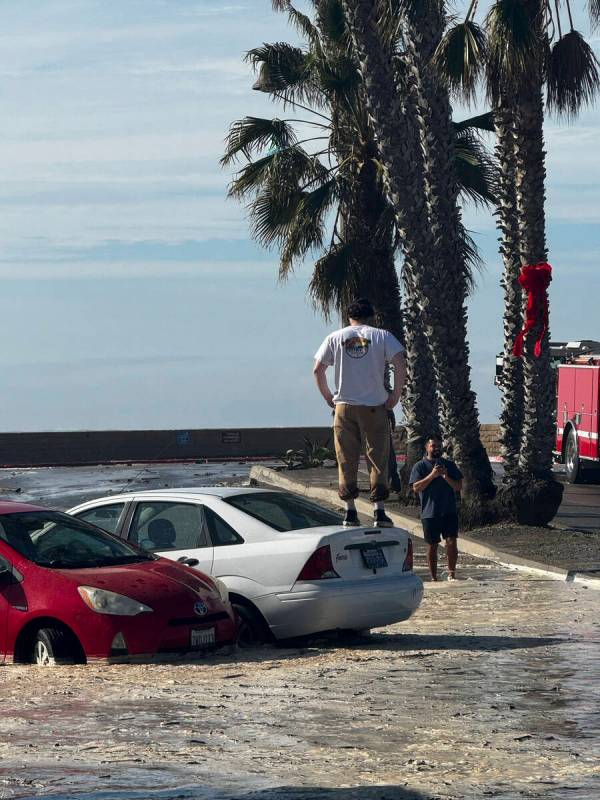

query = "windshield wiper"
[[36, 559, 73, 569], [87, 554, 154, 566], [36, 555, 151, 569]]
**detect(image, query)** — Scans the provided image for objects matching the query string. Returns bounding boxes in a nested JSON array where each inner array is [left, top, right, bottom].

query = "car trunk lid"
[[292, 525, 412, 583]]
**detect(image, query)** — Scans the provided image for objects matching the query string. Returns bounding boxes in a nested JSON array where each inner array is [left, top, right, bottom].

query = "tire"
[[31, 627, 79, 666], [565, 430, 583, 484], [233, 604, 268, 648]]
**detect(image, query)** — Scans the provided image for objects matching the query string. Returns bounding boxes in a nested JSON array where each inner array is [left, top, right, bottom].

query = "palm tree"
[[222, 0, 496, 501], [340, 0, 498, 521], [438, 0, 599, 523]]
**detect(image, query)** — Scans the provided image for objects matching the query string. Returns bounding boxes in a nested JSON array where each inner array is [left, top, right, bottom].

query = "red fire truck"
[[554, 341, 600, 483], [497, 340, 600, 483]]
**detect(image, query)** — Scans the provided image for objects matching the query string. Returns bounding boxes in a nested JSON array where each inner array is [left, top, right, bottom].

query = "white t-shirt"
[[314, 325, 404, 406]]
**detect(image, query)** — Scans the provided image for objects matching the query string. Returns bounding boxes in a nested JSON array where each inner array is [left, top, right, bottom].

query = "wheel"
[[233, 604, 268, 648], [565, 430, 583, 484], [31, 627, 79, 666]]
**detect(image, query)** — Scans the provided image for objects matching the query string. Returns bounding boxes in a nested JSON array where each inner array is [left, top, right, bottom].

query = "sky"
[[0, 1, 598, 432]]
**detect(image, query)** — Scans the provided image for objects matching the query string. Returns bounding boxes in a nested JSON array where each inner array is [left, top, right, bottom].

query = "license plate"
[[191, 627, 215, 647], [361, 547, 387, 569]]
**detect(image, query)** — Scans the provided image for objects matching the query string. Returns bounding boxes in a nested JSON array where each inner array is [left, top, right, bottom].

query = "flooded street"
[[1, 543, 599, 800], [0, 462, 263, 510]]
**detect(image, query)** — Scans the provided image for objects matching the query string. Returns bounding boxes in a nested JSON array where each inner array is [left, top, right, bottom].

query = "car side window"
[[75, 503, 126, 535], [128, 502, 210, 552], [204, 507, 244, 547]]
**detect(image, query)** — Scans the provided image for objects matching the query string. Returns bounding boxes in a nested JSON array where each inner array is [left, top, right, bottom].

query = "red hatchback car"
[[0, 501, 236, 664]]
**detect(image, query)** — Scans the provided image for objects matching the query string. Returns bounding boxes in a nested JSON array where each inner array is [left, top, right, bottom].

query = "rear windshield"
[[225, 492, 342, 532], [0, 511, 153, 569]]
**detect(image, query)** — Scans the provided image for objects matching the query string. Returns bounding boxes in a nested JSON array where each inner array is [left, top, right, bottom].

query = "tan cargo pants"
[[333, 403, 390, 502]]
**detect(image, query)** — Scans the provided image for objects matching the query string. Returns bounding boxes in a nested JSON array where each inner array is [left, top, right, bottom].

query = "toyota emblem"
[[193, 601, 208, 617]]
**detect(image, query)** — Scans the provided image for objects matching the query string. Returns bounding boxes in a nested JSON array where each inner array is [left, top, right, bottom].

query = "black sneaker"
[[343, 509, 360, 527], [373, 509, 393, 528]]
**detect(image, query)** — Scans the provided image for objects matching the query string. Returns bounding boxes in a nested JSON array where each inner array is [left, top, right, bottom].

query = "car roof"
[[0, 500, 48, 514], [81, 487, 279, 503]]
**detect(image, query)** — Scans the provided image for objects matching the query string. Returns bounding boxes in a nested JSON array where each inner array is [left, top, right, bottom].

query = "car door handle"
[[177, 556, 199, 567]]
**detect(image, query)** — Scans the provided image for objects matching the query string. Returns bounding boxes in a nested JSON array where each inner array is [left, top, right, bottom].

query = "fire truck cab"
[[555, 342, 600, 483], [496, 340, 600, 483]]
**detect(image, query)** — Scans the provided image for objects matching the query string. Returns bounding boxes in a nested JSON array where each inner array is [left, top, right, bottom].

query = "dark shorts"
[[422, 514, 459, 545]]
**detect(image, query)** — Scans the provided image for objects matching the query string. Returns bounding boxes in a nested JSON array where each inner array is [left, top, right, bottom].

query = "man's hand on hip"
[[385, 392, 400, 410]]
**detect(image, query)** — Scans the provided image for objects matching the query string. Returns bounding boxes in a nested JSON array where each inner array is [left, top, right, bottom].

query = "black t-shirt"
[[409, 457, 463, 519]]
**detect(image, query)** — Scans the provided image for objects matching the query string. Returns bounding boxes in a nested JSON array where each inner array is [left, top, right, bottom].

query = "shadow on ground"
[[294, 632, 569, 653], [17, 785, 431, 800]]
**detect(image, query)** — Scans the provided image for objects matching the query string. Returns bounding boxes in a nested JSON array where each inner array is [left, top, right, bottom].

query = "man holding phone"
[[409, 435, 463, 581]]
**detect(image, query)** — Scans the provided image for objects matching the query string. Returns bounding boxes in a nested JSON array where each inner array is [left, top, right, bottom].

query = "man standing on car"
[[409, 435, 463, 581], [313, 298, 406, 528]]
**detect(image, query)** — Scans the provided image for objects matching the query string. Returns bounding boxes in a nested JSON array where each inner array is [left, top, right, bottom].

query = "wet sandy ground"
[[1, 544, 599, 800]]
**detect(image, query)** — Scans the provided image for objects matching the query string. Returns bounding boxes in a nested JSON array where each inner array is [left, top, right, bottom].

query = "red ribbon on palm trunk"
[[513, 262, 552, 359]]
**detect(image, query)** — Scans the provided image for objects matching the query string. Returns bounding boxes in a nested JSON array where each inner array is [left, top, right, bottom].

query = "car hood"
[[51, 558, 218, 605]]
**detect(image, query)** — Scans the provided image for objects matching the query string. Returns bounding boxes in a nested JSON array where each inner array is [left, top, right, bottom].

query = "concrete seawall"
[[0, 424, 501, 467]]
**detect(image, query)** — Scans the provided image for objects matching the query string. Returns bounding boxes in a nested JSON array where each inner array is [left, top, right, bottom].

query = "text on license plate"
[[191, 627, 216, 647], [361, 547, 388, 569]]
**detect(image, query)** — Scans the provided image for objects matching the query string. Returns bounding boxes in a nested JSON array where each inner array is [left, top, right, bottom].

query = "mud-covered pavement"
[[1, 542, 599, 800]]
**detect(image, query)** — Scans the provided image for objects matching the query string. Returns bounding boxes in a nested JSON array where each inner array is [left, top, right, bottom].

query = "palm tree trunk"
[[513, 64, 555, 476], [314, 1, 440, 494], [405, 3, 486, 468], [494, 98, 525, 476], [400, 275, 441, 491], [340, 136, 441, 502], [495, 0, 563, 524], [341, 144, 403, 339], [340, 0, 496, 523]]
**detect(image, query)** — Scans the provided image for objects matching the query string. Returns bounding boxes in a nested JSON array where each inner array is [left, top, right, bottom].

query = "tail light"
[[402, 538, 413, 572], [297, 545, 340, 581]]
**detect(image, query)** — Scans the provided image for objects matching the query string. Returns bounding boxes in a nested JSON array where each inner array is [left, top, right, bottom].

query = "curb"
[[249, 466, 600, 591]]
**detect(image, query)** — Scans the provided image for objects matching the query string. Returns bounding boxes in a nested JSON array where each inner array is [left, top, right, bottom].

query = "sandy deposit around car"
[[1, 548, 599, 800]]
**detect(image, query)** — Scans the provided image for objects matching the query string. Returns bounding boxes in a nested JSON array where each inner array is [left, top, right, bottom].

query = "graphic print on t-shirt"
[[344, 335, 370, 359]]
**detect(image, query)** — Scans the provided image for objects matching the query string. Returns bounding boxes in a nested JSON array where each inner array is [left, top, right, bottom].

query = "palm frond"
[[454, 131, 498, 207], [588, 0, 600, 30], [250, 187, 303, 248], [317, 0, 347, 44], [247, 42, 323, 106], [458, 225, 484, 294], [377, 0, 441, 23], [434, 20, 487, 105], [300, 178, 339, 220], [287, 6, 321, 45], [317, 54, 361, 98], [241, 155, 332, 252], [229, 153, 281, 199], [485, 0, 539, 93], [309, 243, 356, 317], [376, 0, 403, 48], [278, 189, 333, 278], [453, 111, 495, 134], [547, 30, 600, 119], [229, 147, 326, 199], [221, 117, 297, 166]]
